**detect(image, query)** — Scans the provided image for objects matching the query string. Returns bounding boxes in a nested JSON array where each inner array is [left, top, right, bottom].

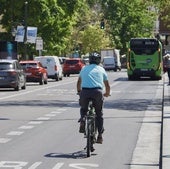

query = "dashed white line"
[[50, 111, 62, 114], [36, 117, 50, 121], [45, 114, 56, 117], [28, 121, 43, 125], [18, 126, 34, 130], [0, 108, 68, 144], [7, 131, 24, 136], [0, 138, 11, 143]]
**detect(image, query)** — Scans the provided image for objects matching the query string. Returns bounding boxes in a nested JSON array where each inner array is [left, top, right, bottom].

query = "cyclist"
[[77, 51, 110, 144]]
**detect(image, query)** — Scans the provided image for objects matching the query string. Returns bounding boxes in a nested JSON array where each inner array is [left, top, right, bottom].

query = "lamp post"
[[24, 1, 28, 60]]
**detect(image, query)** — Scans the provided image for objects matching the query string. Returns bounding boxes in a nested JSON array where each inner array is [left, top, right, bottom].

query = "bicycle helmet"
[[89, 51, 101, 65]]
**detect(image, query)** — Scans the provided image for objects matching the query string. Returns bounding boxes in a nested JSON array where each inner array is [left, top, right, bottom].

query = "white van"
[[34, 56, 63, 81], [102, 56, 117, 71]]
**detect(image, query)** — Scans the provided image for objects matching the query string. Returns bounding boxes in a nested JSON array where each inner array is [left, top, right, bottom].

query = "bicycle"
[[78, 93, 110, 157], [84, 100, 97, 157]]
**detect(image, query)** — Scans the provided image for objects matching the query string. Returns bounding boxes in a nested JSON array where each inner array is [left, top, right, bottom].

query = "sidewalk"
[[162, 73, 170, 169]]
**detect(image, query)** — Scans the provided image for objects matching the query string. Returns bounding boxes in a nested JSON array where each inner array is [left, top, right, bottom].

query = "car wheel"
[[44, 79, 48, 84], [39, 76, 44, 85], [59, 76, 63, 80], [21, 83, 26, 90], [55, 74, 59, 81], [14, 85, 19, 91]]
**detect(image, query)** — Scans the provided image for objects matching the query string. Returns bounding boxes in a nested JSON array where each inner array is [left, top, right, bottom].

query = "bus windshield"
[[130, 38, 159, 55]]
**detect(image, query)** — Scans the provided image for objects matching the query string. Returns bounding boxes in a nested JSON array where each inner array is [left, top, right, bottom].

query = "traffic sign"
[[36, 38, 43, 50]]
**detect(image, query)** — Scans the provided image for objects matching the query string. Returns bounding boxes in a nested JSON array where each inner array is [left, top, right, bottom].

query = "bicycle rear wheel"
[[87, 123, 91, 157]]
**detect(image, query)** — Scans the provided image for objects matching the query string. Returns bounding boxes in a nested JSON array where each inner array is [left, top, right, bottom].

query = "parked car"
[[0, 59, 26, 91], [102, 56, 117, 71], [20, 60, 48, 85], [34, 56, 63, 81], [63, 58, 85, 77]]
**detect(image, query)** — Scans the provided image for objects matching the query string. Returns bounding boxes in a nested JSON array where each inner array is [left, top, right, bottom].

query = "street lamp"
[[24, 1, 28, 60]]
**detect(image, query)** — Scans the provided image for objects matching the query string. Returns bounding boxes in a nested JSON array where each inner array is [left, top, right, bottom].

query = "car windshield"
[[0, 63, 13, 70], [65, 60, 79, 64], [20, 63, 37, 69]]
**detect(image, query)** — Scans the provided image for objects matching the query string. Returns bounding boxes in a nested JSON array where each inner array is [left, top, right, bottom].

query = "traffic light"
[[100, 20, 105, 29]]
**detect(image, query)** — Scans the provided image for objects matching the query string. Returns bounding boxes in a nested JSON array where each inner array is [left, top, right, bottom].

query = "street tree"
[[100, 0, 157, 53], [0, 0, 87, 57]]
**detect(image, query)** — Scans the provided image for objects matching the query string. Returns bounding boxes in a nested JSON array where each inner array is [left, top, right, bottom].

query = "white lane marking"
[[69, 163, 99, 168], [52, 163, 64, 169], [0, 161, 28, 168], [28, 121, 43, 125], [28, 162, 42, 169], [51, 111, 62, 114], [7, 131, 24, 136], [0, 161, 100, 168], [69, 101, 77, 104], [36, 117, 50, 121], [0, 138, 11, 143], [0, 80, 76, 100], [18, 125, 34, 130], [45, 114, 56, 117]]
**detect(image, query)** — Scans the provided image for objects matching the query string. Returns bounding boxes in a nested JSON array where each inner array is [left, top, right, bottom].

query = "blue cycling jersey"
[[79, 64, 108, 89]]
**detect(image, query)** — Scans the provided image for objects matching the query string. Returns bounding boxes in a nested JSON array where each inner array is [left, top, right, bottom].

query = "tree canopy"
[[0, 0, 169, 57]]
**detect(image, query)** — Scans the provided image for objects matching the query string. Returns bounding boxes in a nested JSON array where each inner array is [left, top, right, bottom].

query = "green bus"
[[127, 38, 163, 80]]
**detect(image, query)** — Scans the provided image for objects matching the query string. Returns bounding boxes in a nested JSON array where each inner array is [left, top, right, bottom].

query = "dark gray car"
[[0, 59, 26, 91]]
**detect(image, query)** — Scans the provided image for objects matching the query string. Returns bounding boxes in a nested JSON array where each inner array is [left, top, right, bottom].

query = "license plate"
[[69, 66, 75, 68], [141, 69, 148, 71]]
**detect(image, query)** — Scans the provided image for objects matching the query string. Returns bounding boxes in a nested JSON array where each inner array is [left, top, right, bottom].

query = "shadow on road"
[[44, 150, 97, 159]]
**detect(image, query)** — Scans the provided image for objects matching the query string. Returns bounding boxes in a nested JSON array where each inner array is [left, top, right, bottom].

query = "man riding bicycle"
[[77, 51, 110, 144]]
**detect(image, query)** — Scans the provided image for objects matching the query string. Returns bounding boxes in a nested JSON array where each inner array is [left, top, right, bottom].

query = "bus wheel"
[[128, 75, 133, 80]]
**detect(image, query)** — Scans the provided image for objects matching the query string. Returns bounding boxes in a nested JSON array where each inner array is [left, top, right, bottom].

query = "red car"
[[63, 58, 85, 77], [20, 60, 48, 85]]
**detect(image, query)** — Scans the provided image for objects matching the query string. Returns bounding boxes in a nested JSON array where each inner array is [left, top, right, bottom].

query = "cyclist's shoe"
[[79, 121, 85, 133], [96, 134, 103, 144], [91, 146, 95, 152]]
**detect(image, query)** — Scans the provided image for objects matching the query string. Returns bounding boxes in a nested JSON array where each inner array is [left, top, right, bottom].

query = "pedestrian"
[[76, 51, 110, 144], [163, 54, 170, 84]]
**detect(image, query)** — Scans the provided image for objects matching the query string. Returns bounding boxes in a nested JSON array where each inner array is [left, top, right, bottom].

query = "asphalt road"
[[0, 70, 163, 169]]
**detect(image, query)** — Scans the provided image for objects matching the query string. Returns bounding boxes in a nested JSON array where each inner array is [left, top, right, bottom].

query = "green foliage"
[[1, 0, 169, 57], [101, 0, 157, 53], [79, 25, 110, 53], [0, 0, 86, 57]]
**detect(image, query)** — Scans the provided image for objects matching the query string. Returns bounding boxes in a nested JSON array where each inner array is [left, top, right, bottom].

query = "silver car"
[[0, 60, 26, 91]]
